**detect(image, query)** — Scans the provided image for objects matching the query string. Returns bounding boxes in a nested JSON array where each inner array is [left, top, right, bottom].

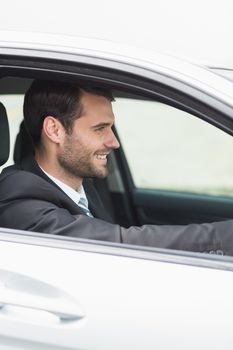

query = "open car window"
[[114, 97, 233, 198], [0, 72, 233, 256]]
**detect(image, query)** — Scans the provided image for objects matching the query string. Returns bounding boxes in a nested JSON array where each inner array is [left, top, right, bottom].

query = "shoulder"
[[0, 166, 61, 203], [0, 165, 82, 216], [1, 165, 52, 189]]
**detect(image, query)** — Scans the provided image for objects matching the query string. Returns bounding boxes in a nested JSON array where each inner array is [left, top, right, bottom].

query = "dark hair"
[[23, 79, 114, 146]]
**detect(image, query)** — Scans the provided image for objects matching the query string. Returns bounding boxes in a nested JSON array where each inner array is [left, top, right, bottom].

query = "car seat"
[[13, 120, 33, 163], [0, 102, 10, 167]]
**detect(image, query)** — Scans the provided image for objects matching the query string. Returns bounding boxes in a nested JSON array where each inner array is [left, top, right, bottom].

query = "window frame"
[[1, 54, 233, 238]]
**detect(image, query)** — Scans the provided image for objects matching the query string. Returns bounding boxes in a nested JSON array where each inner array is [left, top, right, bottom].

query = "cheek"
[[80, 132, 103, 149], [71, 135, 95, 156], [69, 127, 104, 155]]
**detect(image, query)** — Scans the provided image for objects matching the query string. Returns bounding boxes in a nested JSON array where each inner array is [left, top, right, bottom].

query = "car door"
[[1, 229, 233, 350]]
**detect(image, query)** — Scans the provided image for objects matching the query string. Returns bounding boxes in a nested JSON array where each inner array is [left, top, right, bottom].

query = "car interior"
[[0, 102, 9, 168]]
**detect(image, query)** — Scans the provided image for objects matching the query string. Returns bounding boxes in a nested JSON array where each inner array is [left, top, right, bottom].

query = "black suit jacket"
[[0, 155, 233, 255], [19, 156, 114, 223]]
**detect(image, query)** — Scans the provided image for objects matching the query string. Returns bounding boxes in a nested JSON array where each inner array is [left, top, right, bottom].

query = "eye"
[[95, 126, 105, 132]]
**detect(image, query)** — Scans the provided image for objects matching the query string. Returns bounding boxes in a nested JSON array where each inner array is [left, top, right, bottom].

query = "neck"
[[35, 152, 83, 190]]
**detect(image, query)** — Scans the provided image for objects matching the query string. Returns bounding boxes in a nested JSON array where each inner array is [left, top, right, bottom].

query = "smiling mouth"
[[95, 153, 109, 160]]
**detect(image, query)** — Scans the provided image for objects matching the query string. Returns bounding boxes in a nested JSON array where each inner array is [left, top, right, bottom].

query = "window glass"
[[113, 98, 233, 197]]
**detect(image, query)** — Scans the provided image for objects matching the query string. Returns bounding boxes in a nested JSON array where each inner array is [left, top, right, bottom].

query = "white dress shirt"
[[40, 167, 93, 217]]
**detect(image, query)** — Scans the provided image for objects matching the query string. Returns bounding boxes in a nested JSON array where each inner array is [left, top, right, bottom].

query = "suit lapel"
[[20, 155, 113, 222], [83, 178, 114, 223]]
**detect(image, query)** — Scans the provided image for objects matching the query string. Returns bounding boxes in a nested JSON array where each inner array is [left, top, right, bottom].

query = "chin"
[[95, 167, 108, 178]]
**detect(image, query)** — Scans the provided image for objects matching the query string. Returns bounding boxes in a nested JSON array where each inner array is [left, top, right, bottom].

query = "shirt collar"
[[39, 167, 89, 209]]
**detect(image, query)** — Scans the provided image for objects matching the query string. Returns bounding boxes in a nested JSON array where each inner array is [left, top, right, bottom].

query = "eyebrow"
[[91, 122, 113, 129]]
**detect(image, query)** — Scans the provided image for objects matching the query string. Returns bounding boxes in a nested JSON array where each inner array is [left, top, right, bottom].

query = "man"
[[0, 80, 232, 255]]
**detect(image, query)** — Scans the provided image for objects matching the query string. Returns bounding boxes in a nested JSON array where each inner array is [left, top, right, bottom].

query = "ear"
[[42, 116, 65, 144]]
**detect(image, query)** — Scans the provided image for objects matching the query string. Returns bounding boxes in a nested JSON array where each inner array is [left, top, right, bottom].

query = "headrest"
[[0, 102, 9, 166], [13, 121, 34, 164]]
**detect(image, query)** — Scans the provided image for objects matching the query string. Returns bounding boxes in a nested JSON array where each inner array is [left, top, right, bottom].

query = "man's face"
[[57, 92, 120, 180]]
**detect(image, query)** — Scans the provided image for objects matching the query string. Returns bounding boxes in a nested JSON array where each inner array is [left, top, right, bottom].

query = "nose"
[[105, 130, 120, 150]]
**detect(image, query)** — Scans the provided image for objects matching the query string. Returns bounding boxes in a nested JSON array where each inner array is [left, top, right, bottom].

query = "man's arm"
[[1, 197, 232, 255]]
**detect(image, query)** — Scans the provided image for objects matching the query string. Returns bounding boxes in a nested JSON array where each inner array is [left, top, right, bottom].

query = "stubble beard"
[[57, 137, 108, 180]]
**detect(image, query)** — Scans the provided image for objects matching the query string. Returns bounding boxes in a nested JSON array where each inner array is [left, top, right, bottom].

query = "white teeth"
[[96, 154, 107, 160]]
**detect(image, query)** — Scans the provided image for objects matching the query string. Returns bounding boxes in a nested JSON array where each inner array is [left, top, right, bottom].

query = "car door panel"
[[1, 230, 233, 350], [131, 189, 233, 225]]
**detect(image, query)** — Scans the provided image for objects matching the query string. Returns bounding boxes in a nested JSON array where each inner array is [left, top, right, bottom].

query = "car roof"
[[0, 30, 233, 106]]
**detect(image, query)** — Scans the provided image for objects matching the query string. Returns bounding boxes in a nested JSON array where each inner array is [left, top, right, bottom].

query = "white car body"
[[0, 31, 233, 350]]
